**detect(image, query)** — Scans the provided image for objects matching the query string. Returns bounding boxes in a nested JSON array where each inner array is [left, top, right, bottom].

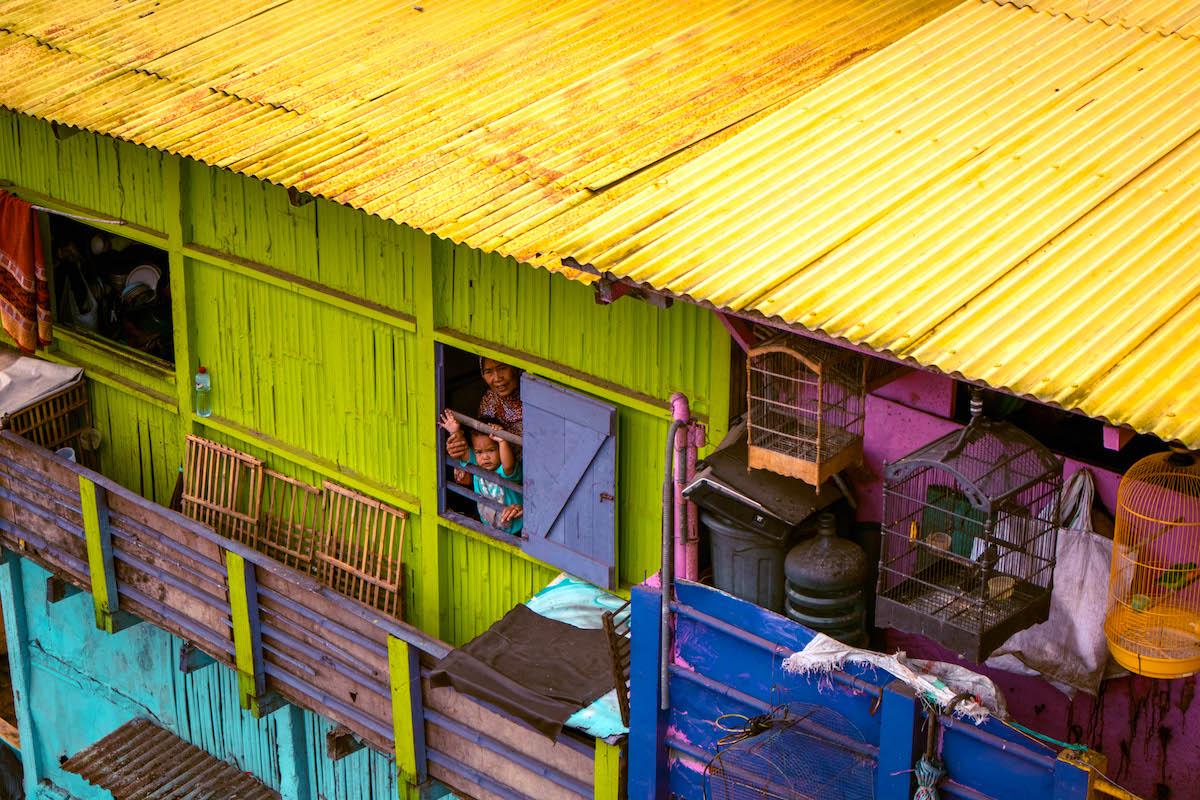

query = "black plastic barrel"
[[784, 512, 868, 647], [703, 510, 790, 612]]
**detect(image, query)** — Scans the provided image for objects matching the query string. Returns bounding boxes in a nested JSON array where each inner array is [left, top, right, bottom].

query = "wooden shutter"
[[521, 375, 618, 588]]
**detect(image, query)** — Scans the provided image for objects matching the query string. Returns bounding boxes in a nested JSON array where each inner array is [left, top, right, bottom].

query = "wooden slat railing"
[[0, 431, 597, 800]]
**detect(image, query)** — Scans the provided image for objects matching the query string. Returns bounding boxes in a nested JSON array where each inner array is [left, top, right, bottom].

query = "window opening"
[[437, 344, 525, 538], [436, 344, 620, 588], [44, 213, 174, 363]]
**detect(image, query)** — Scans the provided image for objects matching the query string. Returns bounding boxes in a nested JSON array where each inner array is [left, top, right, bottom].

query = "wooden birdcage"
[[876, 393, 1062, 661], [746, 334, 867, 487], [1105, 448, 1200, 679]]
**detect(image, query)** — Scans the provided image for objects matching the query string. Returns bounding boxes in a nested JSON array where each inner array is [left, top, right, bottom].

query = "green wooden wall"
[[0, 109, 731, 646]]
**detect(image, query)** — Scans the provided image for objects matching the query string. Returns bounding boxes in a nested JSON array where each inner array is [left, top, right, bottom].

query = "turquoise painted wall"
[[0, 554, 406, 800]]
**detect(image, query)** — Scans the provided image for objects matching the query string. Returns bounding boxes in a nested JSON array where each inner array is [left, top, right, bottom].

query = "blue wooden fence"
[[629, 579, 1094, 800]]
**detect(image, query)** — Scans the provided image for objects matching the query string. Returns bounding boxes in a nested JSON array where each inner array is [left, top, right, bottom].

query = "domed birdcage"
[[746, 334, 867, 488], [1105, 448, 1200, 679], [876, 391, 1062, 661], [704, 702, 875, 800]]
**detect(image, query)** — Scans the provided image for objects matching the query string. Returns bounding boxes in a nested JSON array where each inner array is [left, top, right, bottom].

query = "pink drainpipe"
[[670, 393, 704, 581]]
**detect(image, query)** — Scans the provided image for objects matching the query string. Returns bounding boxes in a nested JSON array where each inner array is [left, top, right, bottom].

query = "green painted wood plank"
[[80, 475, 119, 632], [593, 739, 622, 800], [388, 635, 426, 796], [413, 230, 441, 638], [225, 549, 272, 717]]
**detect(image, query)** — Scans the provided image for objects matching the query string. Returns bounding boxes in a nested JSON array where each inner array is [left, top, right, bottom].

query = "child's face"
[[471, 432, 501, 470], [481, 359, 518, 398]]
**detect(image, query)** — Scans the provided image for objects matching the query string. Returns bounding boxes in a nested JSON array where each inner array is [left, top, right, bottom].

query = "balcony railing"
[[0, 430, 604, 800]]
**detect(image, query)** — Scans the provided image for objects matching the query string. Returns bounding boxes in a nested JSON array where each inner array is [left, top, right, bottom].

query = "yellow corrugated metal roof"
[[555, 0, 1200, 446], [1, 0, 1197, 448], [1009, 0, 1200, 37], [0, 0, 958, 271]]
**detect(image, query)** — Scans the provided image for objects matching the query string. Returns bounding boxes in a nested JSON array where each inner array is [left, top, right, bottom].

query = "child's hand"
[[499, 504, 523, 526], [439, 409, 461, 435], [489, 424, 504, 444]]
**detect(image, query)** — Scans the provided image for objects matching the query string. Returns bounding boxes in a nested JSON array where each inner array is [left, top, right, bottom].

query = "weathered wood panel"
[[0, 431, 599, 800]]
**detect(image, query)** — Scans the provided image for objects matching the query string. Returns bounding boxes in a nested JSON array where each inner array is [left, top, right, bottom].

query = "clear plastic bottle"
[[194, 365, 212, 418]]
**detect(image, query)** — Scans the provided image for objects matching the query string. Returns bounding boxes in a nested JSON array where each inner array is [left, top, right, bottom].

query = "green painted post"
[[163, 153, 194, 428], [80, 475, 137, 633], [593, 738, 622, 800], [225, 550, 276, 717], [413, 234, 441, 637], [388, 635, 427, 799]]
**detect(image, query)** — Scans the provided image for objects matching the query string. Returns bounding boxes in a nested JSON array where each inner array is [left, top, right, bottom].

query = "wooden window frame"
[[436, 343, 528, 546], [37, 209, 177, 371]]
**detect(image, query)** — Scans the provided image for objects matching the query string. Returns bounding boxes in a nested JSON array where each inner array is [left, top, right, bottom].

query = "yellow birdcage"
[[1105, 447, 1200, 679]]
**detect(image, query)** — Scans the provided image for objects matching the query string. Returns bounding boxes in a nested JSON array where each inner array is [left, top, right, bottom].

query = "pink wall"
[[858, 377, 1195, 800]]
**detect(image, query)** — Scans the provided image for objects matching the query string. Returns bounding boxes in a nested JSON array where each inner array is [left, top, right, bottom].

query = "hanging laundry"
[[0, 190, 50, 353]]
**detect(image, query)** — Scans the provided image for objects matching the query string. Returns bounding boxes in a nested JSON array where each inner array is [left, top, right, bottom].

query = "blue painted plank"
[[628, 585, 668, 800], [876, 681, 921, 799], [521, 374, 618, 588]]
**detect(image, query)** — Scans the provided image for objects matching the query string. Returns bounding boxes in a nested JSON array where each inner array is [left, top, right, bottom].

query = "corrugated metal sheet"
[[0, 0, 961, 271], [1, 0, 1197, 448], [1008, 0, 1200, 37], [556, 0, 1200, 447], [61, 717, 280, 799]]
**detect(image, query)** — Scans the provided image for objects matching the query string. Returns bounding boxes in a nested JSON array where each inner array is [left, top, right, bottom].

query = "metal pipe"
[[661, 414, 686, 712], [671, 393, 690, 580], [447, 410, 522, 446], [685, 419, 705, 581]]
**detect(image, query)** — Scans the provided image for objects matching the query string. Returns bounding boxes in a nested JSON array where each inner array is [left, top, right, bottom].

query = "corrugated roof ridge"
[[989, 0, 1200, 40]]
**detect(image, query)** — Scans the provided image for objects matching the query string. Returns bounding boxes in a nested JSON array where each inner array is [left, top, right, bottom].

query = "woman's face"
[[481, 359, 518, 398]]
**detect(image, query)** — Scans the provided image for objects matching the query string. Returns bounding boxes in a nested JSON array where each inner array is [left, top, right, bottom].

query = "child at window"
[[439, 410, 524, 534]]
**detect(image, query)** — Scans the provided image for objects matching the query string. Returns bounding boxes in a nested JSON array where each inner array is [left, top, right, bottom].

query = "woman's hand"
[[499, 504, 524, 526]]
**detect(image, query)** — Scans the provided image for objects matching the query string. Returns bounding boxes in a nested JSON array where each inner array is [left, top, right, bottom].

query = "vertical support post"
[[1052, 751, 1095, 800], [164, 154, 194, 430], [628, 585, 669, 800], [276, 703, 313, 800], [413, 233, 441, 637], [388, 635, 427, 798], [0, 553, 44, 800], [81, 475, 136, 633], [875, 680, 923, 799], [225, 550, 275, 716], [593, 738, 622, 800]]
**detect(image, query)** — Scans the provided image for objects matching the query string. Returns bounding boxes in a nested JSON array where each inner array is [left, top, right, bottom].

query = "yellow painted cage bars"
[[1105, 448, 1200, 679]]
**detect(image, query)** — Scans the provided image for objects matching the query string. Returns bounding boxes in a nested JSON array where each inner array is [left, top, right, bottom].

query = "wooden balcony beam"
[[45, 575, 81, 604], [178, 641, 217, 674], [325, 725, 365, 761]]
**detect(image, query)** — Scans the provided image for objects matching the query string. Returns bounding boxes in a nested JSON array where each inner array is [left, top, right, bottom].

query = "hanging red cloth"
[[0, 190, 50, 353]]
